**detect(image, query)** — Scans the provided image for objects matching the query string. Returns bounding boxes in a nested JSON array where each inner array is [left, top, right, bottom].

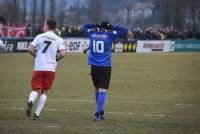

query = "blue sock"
[[95, 91, 99, 104], [96, 92, 106, 113]]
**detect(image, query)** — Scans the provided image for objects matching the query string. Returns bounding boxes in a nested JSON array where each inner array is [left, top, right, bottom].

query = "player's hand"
[[56, 53, 61, 61], [56, 55, 59, 61], [83, 48, 88, 54]]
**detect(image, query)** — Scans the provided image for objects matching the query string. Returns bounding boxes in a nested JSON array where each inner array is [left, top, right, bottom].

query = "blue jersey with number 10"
[[83, 24, 128, 67]]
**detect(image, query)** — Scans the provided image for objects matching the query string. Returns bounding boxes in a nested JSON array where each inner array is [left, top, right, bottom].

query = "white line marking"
[[45, 125, 60, 128], [140, 114, 165, 117], [175, 104, 183, 106], [2, 107, 199, 119], [0, 98, 197, 107], [2, 107, 166, 118]]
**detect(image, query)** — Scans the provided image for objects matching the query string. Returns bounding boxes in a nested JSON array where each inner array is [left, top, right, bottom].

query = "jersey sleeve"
[[31, 35, 40, 47], [83, 24, 96, 35], [58, 38, 65, 50], [109, 25, 128, 40]]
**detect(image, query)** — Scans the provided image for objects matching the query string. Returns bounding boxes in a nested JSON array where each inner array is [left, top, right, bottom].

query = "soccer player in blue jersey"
[[83, 22, 128, 121]]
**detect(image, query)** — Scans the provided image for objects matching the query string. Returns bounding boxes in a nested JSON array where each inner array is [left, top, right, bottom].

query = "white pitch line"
[[140, 114, 165, 117], [3, 107, 200, 119], [2, 107, 166, 118], [0, 98, 197, 107], [175, 103, 183, 106], [45, 125, 60, 128], [0, 98, 159, 105]]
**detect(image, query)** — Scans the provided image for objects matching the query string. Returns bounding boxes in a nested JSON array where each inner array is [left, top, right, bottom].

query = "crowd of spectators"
[[31, 25, 200, 40], [27, 24, 86, 37], [128, 28, 200, 40], [1, 15, 200, 40], [2, 22, 200, 40], [59, 26, 86, 37]]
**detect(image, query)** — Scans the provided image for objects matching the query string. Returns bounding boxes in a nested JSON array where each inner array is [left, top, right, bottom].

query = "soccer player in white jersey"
[[25, 19, 66, 120]]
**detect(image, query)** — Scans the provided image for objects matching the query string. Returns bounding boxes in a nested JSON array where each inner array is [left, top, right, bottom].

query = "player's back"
[[33, 31, 64, 72], [88, 31, 112, 67]]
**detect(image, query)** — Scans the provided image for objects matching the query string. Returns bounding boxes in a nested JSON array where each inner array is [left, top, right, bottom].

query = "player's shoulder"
[[54, 34, 64, 43], [34, 33, 43, 39], [42, 31, 62, 41], [54, 33, 63, 40], [48, 32, 63, 41]]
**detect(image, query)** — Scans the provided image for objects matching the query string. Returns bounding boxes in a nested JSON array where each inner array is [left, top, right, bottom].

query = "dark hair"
[[45, 19, 56, 30], [97, 21, 112, 30]]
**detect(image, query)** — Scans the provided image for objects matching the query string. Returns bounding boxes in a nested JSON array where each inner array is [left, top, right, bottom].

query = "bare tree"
[[41, 0, 46, 23], [126, 0, 133, 28], [160, 0, 171, 27], [198, 10, 200, 31], [88, 0, 103, 23], [76, 0, 81, 25], [14, 0, 18, 22], [174, 0, 186, 30], [32, 0, 37, 24], [22, 0, 27, 23], [50, 0, 55, 19], [186, 0, 200, 31], [1, 0, 22, 24], [159, 0, 186, 30], [59, 0, 67, 26]]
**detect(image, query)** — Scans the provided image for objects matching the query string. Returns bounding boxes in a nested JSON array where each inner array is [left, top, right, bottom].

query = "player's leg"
[[94, 88, 101, 121], [96, 88, 107, 120], [95, 88, 99, 104], [96, 66, 111, 120], [33, 71, 55, 120], [91, 66, 100, 104], [91, 66, 102, 120], [26, 71, 43, 117], [34, 90, 48, 120], [88, 65, 92, 77]]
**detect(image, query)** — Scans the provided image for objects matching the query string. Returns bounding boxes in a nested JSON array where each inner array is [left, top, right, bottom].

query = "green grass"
[[0, 52, 200, 134]]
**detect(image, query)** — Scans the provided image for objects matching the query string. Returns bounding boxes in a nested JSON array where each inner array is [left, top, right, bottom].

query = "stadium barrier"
[[64, 37, 89, 53], [63, 38, 137, 53], [0, 38, 137, 53], [136, 40, 175, 53], [174, 40, 200, 52], [113, 39, 137, 52], [1, 38, 200, 53], [1, 38, 31, 52], [0, 38, 90, 53]]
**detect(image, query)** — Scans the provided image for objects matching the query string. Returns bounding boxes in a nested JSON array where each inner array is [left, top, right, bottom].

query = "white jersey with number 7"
[[31, 31, 65, 72]]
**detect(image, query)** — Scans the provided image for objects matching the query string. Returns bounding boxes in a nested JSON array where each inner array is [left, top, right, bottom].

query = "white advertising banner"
[[63, 38, 89, 53], [136, 40, 172, 53], [169, 41, 175, 52], [17, 41, 29, 51], [114, 42, 124, 52]]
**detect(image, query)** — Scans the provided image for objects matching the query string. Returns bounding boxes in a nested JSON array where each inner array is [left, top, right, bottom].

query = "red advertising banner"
[[0, 24, 26, 37]]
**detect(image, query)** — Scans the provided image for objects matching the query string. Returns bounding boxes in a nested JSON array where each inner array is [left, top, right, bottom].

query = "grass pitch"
[[0, 52, 200, 134]]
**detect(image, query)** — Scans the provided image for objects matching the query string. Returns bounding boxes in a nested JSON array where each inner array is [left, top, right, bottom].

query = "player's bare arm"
[[83, 47, 89, 54], [56, 49, 65, 61], [28, 44, 36, 57]]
